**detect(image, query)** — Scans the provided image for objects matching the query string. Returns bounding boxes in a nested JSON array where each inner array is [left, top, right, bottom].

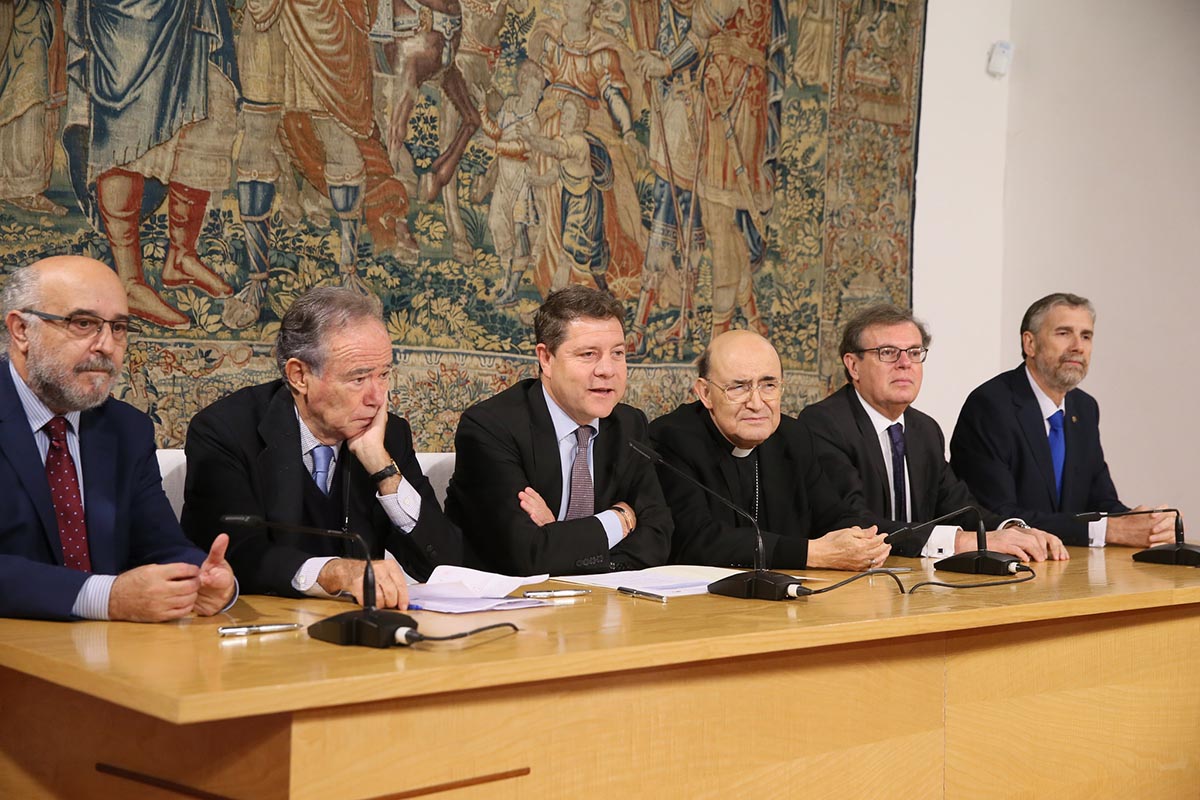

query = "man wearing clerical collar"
[[649, 330, 890, 571]]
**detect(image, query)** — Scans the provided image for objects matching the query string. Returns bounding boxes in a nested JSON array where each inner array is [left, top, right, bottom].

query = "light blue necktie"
[[311, 445, 335, 496], [1047, 410, 1065, 499]]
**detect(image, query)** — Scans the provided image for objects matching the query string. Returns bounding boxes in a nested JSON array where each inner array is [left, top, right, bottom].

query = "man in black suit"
[[446, 287, 672, 575], [799, 304, 1066, 560], [183, 287, 463, 609], [1, 256, 235, 621], [950, 293, 1172, 547], [649, 330, 890, 571]]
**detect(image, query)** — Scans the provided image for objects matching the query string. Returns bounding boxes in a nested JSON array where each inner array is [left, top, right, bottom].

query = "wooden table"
[[1, 547, 1198, 799]]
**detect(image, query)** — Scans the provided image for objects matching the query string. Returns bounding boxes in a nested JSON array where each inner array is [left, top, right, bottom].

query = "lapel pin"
[[1071, 415, 1077, 424]]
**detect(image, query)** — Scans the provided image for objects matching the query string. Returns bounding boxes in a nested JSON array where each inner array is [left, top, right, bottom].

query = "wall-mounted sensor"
[[987, 41, 1013, 77]]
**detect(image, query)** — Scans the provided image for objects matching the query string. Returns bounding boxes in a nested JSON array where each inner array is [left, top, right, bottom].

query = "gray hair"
[[275, 287, 384, 376], [839, 304, 931, 382], [1019, 292, 1095, 360], [0, 265, 43, 349]]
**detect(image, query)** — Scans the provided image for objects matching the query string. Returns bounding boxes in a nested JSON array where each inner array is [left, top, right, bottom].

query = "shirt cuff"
[[378, 477, 422, 532], [72, 574, 117, 620], [920, 525, 959, 558], [597, 509, 625, 549], [1089, 517, 1108, 547], [998, 518, 1028, 529], [292, 556, 341, 597]]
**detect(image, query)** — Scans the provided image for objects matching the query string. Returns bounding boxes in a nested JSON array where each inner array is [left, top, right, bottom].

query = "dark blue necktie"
[[1047, 410, 1065, 499], [887, 422, 907, 522]]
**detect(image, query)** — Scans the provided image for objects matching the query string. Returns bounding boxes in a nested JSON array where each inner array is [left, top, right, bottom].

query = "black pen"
[[617, 586, 668, 603]]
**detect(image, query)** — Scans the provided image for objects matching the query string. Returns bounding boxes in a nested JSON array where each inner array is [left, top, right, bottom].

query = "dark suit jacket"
[[0, 361, 204, 620], [445, 378, 672, 575], [797, 385, 1001, 556], [648, 401, 882, 569], [949, 364, 1126, 545], [181, 380, 463, 595]]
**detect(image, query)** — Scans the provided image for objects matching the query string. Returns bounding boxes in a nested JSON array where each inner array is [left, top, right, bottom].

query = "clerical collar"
[[731, 446, 755, 458]]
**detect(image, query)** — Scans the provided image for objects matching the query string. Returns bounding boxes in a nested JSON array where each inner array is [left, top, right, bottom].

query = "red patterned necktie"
[[44, 416, 92, 572]]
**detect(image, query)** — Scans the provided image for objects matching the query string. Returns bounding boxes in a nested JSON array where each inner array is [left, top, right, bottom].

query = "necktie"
[[311, 445, 335, 496], [1047, 410, 1065, 499], [44, 416, 91, 572], [564, 425, 595, 520], [887, 422, 907, 522]]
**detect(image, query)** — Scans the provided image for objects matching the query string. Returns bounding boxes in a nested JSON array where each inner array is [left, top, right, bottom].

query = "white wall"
[[915, 0, 1199, 514], [912, 0, 1012, 437]]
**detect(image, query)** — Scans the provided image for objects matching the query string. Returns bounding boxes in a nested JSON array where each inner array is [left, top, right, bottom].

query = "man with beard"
[[0, 257, 235, 621], [950, 293, 1173, 547]]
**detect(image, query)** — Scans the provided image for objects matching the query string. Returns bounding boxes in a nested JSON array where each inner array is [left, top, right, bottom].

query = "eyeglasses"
[[705, 379, 782, 403], [856, 346, 928, 363], [21, 309, 141, 340]]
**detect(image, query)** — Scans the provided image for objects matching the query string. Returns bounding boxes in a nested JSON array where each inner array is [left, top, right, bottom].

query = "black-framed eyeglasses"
[[704, 378, 783, 403], [21, 309, 141, 340], [856, 346, 929, 363]]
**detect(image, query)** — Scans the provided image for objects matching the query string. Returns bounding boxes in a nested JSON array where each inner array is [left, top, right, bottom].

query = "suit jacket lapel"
[[0, 366, 59, 559], [528, 382, 566, 513], [79, 408, 118, 574], [758, 431, 789, 530], [1060, 391, 1084, 511], [903, 416, 933, 522], [256, 386, 308, 526], [698, 411, 741, 515], [843, 387, 891, 514], [1010, 368, 1059, 510]]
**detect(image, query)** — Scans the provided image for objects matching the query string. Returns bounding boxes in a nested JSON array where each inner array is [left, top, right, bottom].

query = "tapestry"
[[0, 0, 926, 451]]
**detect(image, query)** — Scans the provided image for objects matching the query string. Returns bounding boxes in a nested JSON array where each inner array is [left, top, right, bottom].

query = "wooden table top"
[[1, 547, 1197, 725]]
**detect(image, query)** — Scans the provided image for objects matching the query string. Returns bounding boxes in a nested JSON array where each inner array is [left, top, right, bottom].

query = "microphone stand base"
[[308, 608, 418, 648], [708, 570, 805, 600], [934, 550, 1022, 576], [1132, 543, 1200, 567]]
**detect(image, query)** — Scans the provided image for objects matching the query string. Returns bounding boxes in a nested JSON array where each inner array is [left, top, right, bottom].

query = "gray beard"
[[26, 351, 118, 413]]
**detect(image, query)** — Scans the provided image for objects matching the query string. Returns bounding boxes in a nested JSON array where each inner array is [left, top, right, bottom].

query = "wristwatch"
[[368, 461, 400, 484]]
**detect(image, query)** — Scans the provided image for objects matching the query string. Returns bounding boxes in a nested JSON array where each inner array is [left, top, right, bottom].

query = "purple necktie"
[[564, 425, 595, 520], [44, 416, 91, 572]]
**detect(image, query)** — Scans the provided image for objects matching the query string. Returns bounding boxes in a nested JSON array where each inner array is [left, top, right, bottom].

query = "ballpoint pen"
[[617, 586, 669, 603], [217, 623, 302, 637], [523, 589, 592, 598]]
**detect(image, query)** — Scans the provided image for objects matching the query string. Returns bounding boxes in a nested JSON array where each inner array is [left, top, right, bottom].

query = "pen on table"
[[523, 589, 592, 598], [617, 586, 668, 604], [217, 623, 302, 637]]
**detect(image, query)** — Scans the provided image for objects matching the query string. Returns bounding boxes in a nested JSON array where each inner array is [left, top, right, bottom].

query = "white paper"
[[424, 565, 549, 597], [408, 566, 552, 613]]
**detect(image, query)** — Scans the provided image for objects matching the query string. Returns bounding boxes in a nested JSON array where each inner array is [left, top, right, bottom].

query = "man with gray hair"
[[0, 256, 235, 620], [950, 292, 1173, 547], [799, 303, 1066, 562], [183, 287, 463, 608]]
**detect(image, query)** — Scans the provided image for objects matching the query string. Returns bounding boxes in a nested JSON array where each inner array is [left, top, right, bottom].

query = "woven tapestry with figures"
[[0, 0, 925, 451]]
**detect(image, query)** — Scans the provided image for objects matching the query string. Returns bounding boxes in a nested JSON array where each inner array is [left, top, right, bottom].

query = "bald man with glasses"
[[0, 256, 235, 621], [648, 330, 890, 571]]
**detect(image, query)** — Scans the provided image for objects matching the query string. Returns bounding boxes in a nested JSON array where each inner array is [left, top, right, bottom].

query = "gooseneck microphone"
[[887, 506, 1023, 576], [1075, 508, 1199, 566], [629, 441, 807, 600], [220, 514, 418, 647]]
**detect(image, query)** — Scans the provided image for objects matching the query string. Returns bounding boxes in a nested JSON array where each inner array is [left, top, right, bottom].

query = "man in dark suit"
[[649, 330, 890, 571], [950, 292, 1172, 547], [0, 256, 235, 621], [183, 287, 463, 609], [446, 286, 672, 575], [799, 304, 1066, 560]]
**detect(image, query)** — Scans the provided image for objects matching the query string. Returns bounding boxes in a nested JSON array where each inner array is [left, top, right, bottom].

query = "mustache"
[[75, 357, 116, 375]]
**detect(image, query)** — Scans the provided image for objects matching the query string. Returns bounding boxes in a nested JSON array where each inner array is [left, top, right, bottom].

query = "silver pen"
[[523, 589, 592, 598], [218, 623, 302, 637], [617, 586, 669, 603]]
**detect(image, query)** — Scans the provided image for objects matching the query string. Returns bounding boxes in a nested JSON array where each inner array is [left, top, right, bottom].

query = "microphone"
[[629, 440, 807, 600], [1075, 508, 1199, 566], [220, 514, 418, 647], [889, 506, 1022, 576]]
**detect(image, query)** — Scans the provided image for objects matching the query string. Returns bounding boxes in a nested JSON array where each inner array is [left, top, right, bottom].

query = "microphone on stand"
[[629, 441, 807, 600], [1075, 508, 1198, 566], [886, 506, 1023, 576], [220, 514, 418, 647]]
